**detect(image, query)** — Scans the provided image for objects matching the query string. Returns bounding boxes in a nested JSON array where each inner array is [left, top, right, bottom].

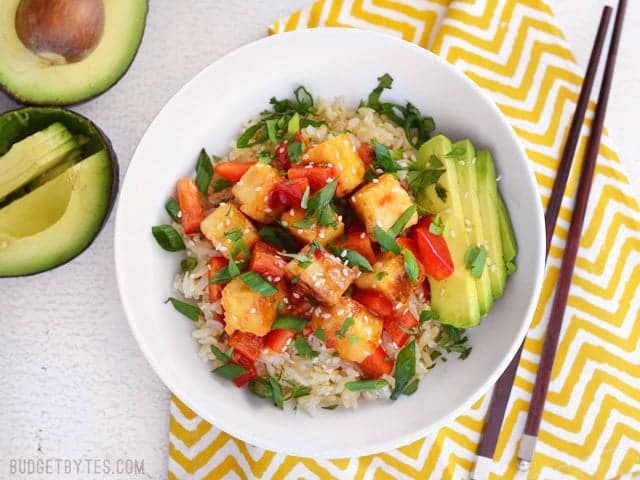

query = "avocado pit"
[[15, 0, 105, 63]]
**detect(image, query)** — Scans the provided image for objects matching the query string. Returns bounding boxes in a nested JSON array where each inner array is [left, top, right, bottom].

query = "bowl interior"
[[115, 28, 545, 458]]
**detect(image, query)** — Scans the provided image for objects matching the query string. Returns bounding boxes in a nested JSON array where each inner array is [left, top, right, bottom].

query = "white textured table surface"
[[1, 1, 638, 479]]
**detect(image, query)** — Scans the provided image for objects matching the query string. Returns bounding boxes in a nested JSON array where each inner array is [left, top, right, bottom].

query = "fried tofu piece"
[[280, 207, 344, 246], [221, 277, 284, 336], [284, 245, 358, 306], [232, 163, 284, 223], [200, 203, 258, 260], [310, 297, 383, 362], [306, 134, 365, 197], [355, 251, 425, 309], [350, 173, 418, 233]]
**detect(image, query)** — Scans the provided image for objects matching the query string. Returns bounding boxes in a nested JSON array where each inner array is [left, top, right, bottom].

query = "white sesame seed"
[[360, 232, 366, 239], [395, 302, 403, 309], [322, 313, 331, 319], [281, 221, 289, 227], [338, 215, 343, 222], [490, 264, 497, 272], [465, 227, 472, 233], [177, 211, 182, 218], [319, 232, 326, 239], [342, 268, 350, 277], [283, 297, 289, 304], [263, 195, 269, 202], [303, 154, 309, 161], [351, 168, 357, 174], [293, 292, 301, 299], [265, 207, 272, 213], [255, 186, 263, 192], [273, 276, 281, 282], [297, 229, 304, 235], [289, 209, 295, 216], [343, 139, 349, 147], [326, 178, 334, 183], [450, 230, 456, 238], [372, 178, 379, 183], [225, 219, 231, 226], [464, 219, 471, 226], [341, 250, 347, 258], [249, 308, 257, 314]]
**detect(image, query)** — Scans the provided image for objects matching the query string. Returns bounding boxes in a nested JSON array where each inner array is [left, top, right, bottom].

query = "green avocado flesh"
[[0, 0, 147, 105], [414, 136, 519, 327], [0, 107, 116, 277], [0, 150, 111, 276], [415, 135, 481, 329], [453, 140, 494, 316], [0, 122, 80, 199], [476, 150, 507, 298]]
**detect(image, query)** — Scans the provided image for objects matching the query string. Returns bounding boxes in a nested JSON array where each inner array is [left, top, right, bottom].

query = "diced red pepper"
[[228, 331, 264, 362], [249, 241, 287, 279], [422, 278, 431, 302], [214, 161, 255, 182], [288, 165, 335, 192], [334, 231, 376, 265], [414, 216, 454, 280], [351, 288, 394, 317], [176, 178, 204, 234], [208, 257, 229, 302], [267, 177, 309, 209], [358, 142, 375, 167], [230, 350, 257, 387], [359, 345, 394, 379], [383, 311, 419, 348], [264, 329, 297, 353]]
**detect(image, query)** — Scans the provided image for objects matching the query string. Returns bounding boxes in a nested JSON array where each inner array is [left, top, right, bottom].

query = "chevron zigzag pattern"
[[168, 1, 640, 478]]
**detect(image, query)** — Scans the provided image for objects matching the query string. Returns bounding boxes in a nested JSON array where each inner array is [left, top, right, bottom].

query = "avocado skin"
[[0, 1, 148, 106], [0, 106, 118, 277]]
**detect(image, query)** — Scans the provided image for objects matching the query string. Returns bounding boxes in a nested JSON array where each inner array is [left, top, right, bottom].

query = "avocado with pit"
[[415, 135, 482, 329], [0, 107, 118, 276], [0, 0, 148, 105], [453, 139, 494, 316], [476, 150, 507, 298]]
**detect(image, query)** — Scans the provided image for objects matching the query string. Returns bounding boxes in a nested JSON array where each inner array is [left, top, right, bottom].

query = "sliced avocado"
[[476, 150, 507, 298], [453, 140, 494, 316], [0, 0, 147, 105], [0, 122, 80, 199], [415, 135, 481, 328], [0, 106, 118, 277], [0, 150, 112, 276], [497, 192, 518, 267]]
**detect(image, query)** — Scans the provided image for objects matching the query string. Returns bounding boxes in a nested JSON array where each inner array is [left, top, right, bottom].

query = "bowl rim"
[[114, 27, 546, 458]]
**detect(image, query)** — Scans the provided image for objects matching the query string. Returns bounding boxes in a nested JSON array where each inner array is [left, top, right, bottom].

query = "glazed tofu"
[[221, 277, 283, 336], [232, 163, 284, 223], [350, 173, 418, 233], [310, 297, 383, 362], [200, 203, 258, 260], [355, 251, 425, 308], [284, 245, 358, 306], [281, 207, 344, 246], [306, 134, 365, 197]]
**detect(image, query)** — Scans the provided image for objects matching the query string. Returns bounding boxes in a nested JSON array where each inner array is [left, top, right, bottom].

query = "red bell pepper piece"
[[288, 165, 335, 192], [334, 231, 376, 265], [351, 288, 393, 317], [383, 311, 418, 348], [267, 177, 309, 209], [208, 257, 228, 302], [414, 216, 454, 280], [264, 329, 297, 353], [230, 350, 257, 387], [214, 161, 255, 182], [228, 331, 264, 362], [359, 345, 394, 379], [176, 178, 204, 234], [249, 241, 287, 279], [357, 142, 375, 167]]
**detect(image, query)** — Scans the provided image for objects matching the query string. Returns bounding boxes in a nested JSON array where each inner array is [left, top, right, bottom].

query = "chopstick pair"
[[471, 1, 628, 477]]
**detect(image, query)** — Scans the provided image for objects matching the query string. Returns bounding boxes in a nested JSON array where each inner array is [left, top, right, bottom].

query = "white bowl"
[[115, 28, 545, 458]]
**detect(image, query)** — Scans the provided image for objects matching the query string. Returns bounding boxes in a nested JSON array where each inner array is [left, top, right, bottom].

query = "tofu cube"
[[306, 134, 365, 197], [284, 245, 358, 306], [281, 207, 344, 246], [350, 173, 418, 233], [310, 297, 383, 362], [355, 251, 425, 308], [232, 163, 284, 223], [200, 203, 258, 260], [221, 277, 283, 336]]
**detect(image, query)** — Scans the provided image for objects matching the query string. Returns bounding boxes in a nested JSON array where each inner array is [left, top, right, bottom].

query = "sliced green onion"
[[152, 225, 185, 252], [272, 316, 309, 332], [165, 198, 181, 222], [214, 363, 248, 381], [239, 271, 278, 296], [345, 379, 389, 392], [165, 297, 202, 322]]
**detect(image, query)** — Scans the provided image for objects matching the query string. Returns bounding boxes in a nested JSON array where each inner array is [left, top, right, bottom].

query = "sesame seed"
[[372, 178, 379, 183], [265, 207, 272, 213], [351, 168, 357, 174], [322, 313, 330, 319], [281, 221, 289, 227], [249, 308, 257, 314], [303, 154, 309, 161], [343, 139, 349, 147], [289, 209, 295, 216], [293, 292, 301, 299], [273, 276, 281, 282], [177, 211, 182, 218], [326, 178, 334, 183], [490, 264, 497, 272], [256, 186, 263, 192], [360, 232, 366, 239], [450, 230, 456, 238], [465, 227, 472, 233], [225, 219, 231, 226], [297, 229, 304, 235], [464, 219, 471, 226], [496, 175, 502, 182], [341, 250, 347, 258], [395, 302, 403, 309], [283, 297, 290, 304], [263, 195, 269, 202], [338, 215, 343, 222], [342, 268, 350, 277], [319, 232, 326, 239], [305, 164, 313, 169]]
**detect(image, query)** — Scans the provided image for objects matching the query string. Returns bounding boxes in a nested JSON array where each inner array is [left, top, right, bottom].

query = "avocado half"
[[0, 0, 148, 105], [0, 107, 118, 276]]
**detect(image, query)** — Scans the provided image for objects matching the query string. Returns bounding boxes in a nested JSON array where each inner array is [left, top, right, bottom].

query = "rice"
[[171, 98, 444, 412]]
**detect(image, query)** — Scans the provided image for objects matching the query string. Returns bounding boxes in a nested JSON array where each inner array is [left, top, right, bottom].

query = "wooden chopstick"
[[471, 6, 614, 479], [518, 0, 628, 471]]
